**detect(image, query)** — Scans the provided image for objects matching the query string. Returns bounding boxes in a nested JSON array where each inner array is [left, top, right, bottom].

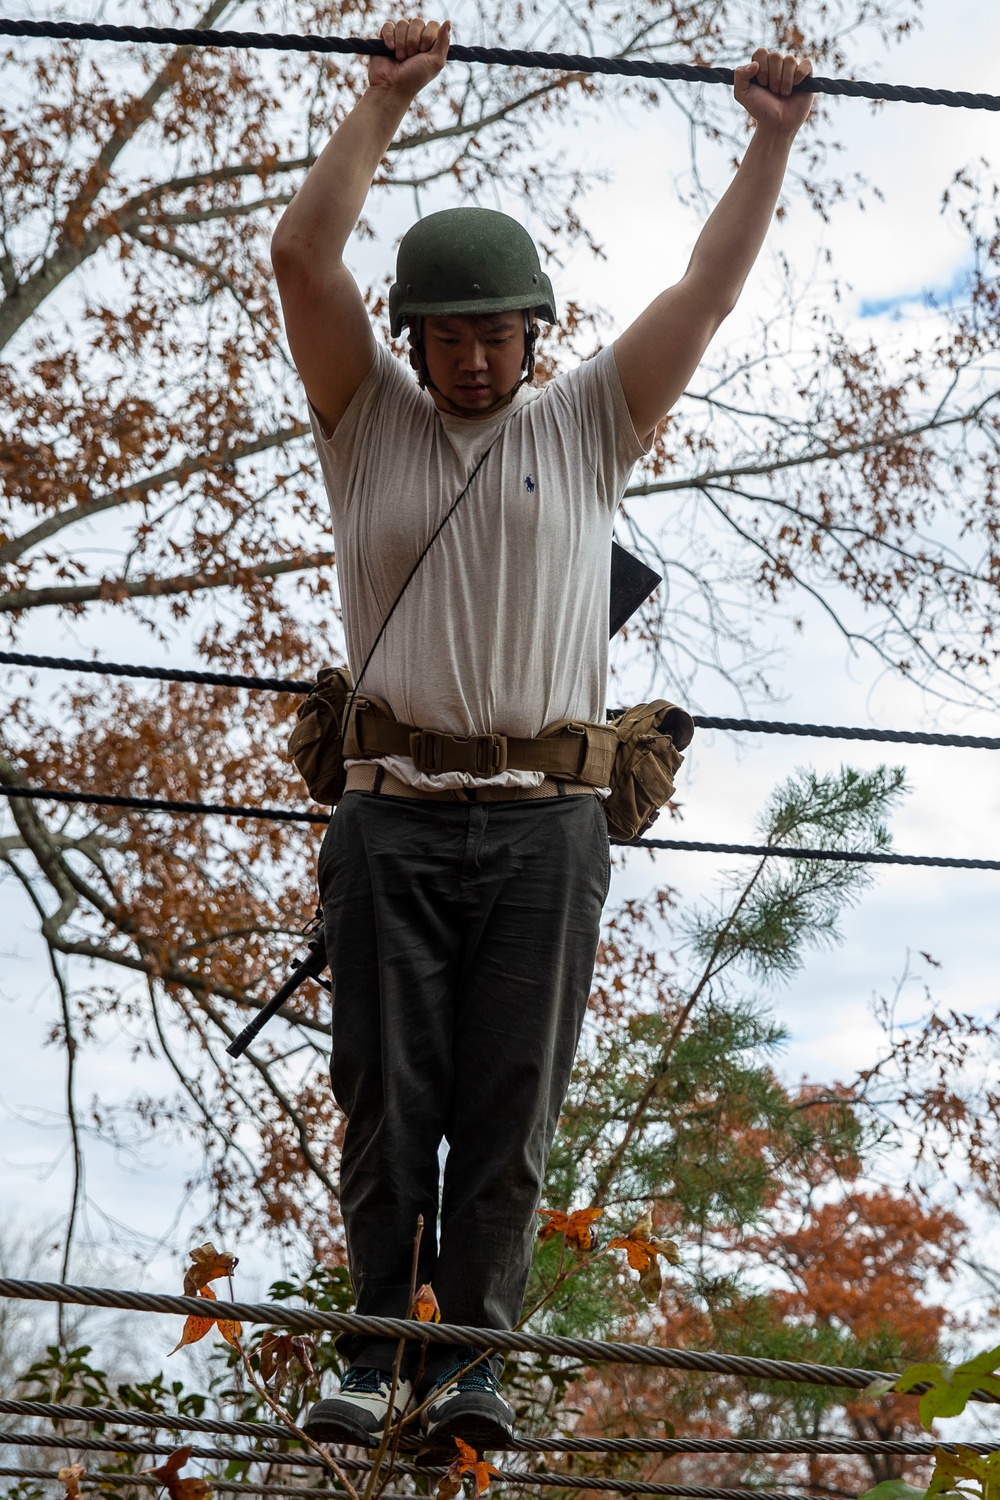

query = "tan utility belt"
[[345, 698, 617, 786], [286, 664, 695, 841]]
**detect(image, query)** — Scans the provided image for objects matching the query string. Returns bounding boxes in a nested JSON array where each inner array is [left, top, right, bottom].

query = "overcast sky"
[[3, 0, 1000, 1331]]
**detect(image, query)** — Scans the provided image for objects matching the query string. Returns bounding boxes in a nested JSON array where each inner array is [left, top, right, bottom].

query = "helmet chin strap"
[[408, 313, 539, 416]]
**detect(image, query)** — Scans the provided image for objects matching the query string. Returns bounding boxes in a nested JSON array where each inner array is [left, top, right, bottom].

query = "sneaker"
[[421, 1349, 515, 1452], [303, 1366, 413, 1447]]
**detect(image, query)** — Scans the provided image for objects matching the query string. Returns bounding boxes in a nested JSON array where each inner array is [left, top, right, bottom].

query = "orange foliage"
[[536, 1206, 603, 1253]]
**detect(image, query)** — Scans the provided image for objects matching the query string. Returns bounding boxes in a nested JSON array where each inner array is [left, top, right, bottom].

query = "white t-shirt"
[[309, 342, 648, 788]]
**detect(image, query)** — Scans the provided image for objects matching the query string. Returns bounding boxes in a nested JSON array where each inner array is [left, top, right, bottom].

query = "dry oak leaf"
[[170, 1285, 242, 1355], [447, 1436, 501, 1497], [183, 1241, 239, 1296], [609, 1210, 680, 1302], [145, 1445, 212, 1500], [59, 1463, 85, 1499], [414, 1282, 442, 1323], [259, 1332, 316, 1396], [535, 1206, 602, 1253]]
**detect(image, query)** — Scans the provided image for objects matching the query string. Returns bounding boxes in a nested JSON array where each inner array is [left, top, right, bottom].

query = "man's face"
[[419, 313, 527, 416]]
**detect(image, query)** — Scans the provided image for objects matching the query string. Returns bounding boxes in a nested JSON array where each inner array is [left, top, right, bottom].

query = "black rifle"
[[226, 918, 329, 1058], [227, 542, 661, 1059]]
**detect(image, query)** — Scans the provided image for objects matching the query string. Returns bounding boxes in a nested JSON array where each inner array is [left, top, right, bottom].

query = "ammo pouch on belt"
[[602, 700, 696, 842], [286, 665, 355, 805]]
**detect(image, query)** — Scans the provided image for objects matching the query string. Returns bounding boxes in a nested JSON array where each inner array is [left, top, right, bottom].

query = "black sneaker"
[[304, 1366, 413, 1447], [421, 1349, 515, 1451]]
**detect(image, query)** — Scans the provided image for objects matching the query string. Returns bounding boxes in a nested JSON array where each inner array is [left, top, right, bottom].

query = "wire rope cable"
[[4, 1279, 999, 1404], [1, 17, 999, 112], [1, 1403, 995, 1457], [0, 1471, 824, 1500]]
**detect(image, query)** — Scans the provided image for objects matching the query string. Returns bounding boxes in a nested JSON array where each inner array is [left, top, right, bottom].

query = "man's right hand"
[[369, 18, 451, 95]]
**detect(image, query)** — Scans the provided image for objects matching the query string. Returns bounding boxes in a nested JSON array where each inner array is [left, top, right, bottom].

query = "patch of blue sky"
[[858, 259, 974, 319]]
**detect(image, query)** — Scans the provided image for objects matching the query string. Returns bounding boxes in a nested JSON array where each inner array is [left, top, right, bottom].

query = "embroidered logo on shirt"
[[524, 474, 535, 493]]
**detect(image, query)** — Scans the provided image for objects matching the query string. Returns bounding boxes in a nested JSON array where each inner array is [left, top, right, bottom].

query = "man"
[[271, 16, 813, 1452]]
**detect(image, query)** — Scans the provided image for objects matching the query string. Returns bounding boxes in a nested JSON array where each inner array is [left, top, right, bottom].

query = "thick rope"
[[3, 784, 999, 869], [0, 649, 305, 695], [0, 1279, 984, 1403], [625, 836, 1000, 871], [1, 17, 999, 112], [5, 650, 1000, 750], [2, 1408, 996, 1457], [0, 783, 329, 826]]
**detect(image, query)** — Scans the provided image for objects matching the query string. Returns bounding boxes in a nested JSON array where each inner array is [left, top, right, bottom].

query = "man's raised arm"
[[613, 49, 814, 443], [271, 18, 450, 435]]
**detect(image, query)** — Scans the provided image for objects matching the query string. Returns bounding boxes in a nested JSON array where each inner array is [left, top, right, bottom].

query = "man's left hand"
[[735, 49, 814, 136]]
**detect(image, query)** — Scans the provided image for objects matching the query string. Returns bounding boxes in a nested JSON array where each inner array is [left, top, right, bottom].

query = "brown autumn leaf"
[[638, 1255, 663, 1303], [650, 1235, 682, 1266], [259, 1332, 316, 1396], [414, 1282, 442, 1323], [535, 1206, 602, 1253], [436, 1462, 464, 1500], [59, 1463, 85, 1500], [452, 1436, 501, 1496], [144, 1444, 211, 1498], [609, 1209, 681, 1297], [183, 1241, 239, 1296], [170, 1285, 242, 1355]]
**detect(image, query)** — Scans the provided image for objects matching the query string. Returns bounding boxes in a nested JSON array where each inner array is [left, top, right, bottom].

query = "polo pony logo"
[[524, 474, 535, 493]]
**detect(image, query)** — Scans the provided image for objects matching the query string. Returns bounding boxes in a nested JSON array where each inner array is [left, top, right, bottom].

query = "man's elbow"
[[270, 218, 302, 277], [682, 265, 744, 331]]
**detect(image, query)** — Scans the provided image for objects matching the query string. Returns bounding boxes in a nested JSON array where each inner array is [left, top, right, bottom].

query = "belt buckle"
[[409, 729, 443, 773], [476, 734, 507, 776]]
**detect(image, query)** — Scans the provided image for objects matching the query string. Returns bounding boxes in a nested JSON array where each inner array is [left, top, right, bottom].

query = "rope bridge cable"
[[4, 1279, 999, 1406], [0, 784, 330, 827], [5, 650, 1000, 750], [0, 1404, 976, 1456], [2, 16, 1000, 112], [0, 1440, 864, 1498], [0, 1472, 413, 1499], [6, 1423, 1000, 1462], [4, 784, 1000, 869], [0, 1475, 822, 1500], [1, 1404, 991, 1457]]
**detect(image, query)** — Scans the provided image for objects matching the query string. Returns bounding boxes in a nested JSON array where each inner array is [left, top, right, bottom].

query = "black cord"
[[1, 17, 999, 111], [5, 784, 999, 868], [5, 651, 999, 749]]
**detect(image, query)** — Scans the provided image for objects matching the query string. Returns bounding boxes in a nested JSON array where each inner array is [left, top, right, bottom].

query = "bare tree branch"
[[0, 549, 336, 614], [0, 424, 309, 567]]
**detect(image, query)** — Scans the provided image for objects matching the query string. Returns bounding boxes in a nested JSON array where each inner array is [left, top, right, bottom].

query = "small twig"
[[232, 1333, 360, 1500]]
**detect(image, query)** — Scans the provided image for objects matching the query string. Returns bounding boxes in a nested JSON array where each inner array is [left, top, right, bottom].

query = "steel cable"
[[0, 1438, 855, 1496], [0, 1470, 412, 1498], [3, 1279, 993, 1404], [2, 1407, 996, 1456], [0, 17, 999, 112], [0, 1404, 983, 1452], [0, 1470, 824, 1500]]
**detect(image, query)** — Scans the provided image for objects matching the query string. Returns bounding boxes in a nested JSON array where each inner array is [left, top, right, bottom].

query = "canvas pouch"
[[603, 700, 696, 842]]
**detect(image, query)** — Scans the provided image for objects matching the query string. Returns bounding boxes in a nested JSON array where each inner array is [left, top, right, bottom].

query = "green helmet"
[[389, 207, 557, 336]]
